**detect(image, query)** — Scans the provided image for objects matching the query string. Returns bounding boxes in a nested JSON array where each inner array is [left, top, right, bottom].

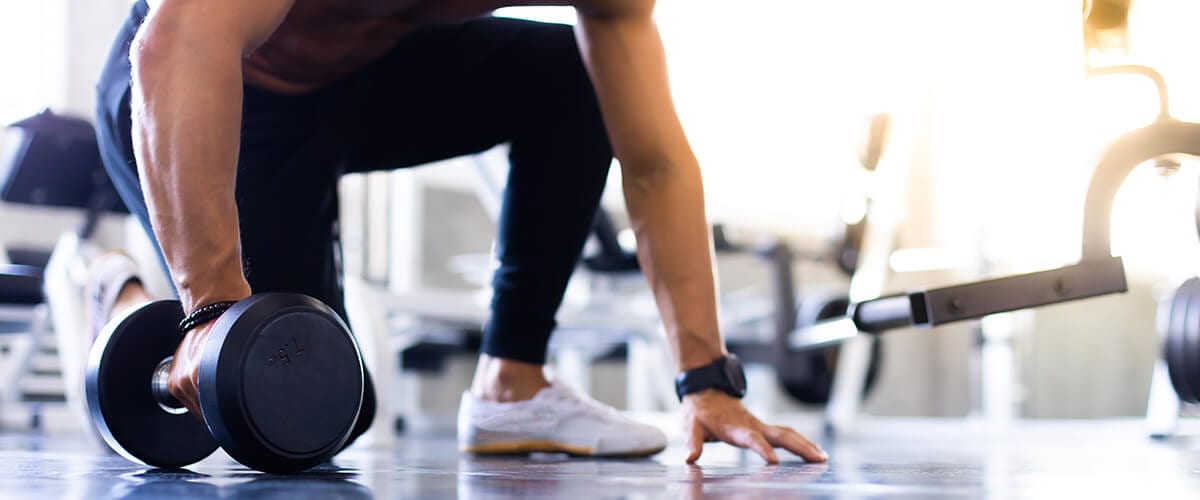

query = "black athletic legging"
[[95, 2, 614, 439]]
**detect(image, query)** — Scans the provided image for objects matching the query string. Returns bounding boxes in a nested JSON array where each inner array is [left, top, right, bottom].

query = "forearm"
[[130, 14, 251, 313], [624, 166, 725, 371], [576, 11, 725, 371]]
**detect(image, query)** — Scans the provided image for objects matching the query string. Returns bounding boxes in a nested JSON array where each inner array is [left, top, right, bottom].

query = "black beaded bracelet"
[[179, 301, 239, 335]]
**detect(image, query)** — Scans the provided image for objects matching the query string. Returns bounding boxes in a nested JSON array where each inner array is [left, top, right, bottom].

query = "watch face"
[[724, 355, 747, 396]]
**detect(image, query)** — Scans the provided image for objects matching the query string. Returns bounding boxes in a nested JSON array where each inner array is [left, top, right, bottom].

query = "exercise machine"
[[1, 109, 129, 430]]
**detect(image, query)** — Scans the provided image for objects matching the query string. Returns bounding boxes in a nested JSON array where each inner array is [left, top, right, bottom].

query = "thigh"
[[98, 76, 352, 318], [345, 17, 588, 172], [234, 84, 352, 318]]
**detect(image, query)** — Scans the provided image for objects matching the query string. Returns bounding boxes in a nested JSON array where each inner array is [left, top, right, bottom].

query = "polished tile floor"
[[0, 417, 1198, 499]]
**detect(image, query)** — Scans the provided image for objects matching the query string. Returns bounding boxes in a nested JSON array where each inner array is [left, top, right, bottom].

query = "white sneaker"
[[84, 251, 142, 347], [458, 384, 667, 457]]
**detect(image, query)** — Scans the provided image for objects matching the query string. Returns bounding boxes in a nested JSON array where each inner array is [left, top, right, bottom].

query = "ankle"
[[471, 355, 550, 403]]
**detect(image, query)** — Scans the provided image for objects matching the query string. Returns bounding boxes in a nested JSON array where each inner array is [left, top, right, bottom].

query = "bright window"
[[0, 4, 65, 125]]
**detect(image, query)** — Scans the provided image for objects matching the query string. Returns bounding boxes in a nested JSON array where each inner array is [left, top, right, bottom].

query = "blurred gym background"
[[2, 0, 1197, 435]]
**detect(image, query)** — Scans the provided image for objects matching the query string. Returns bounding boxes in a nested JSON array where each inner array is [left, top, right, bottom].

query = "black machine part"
[[1162, 277, 1200, 404], [2, 110, 129, 237], [857, 257, 1127, 333], [791, 257, 1128, 349], [2, 109, 130, 241], [717, 236, 881, 406], [581, 210, 640, 273], [834, 212, 868, 278], [0, 265, 43, 305], [778, 294, 882, 405]]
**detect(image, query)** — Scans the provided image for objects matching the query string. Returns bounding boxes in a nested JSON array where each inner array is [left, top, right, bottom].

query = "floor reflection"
[[0, 419, 1197, 499], [453, 453, 832, 499]]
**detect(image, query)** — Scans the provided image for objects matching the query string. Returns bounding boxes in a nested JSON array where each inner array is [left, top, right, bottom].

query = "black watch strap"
[[675, 355, 747, 402]]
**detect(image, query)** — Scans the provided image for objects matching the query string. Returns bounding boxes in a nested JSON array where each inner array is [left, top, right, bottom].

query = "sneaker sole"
[[461, 440, 665, 458]]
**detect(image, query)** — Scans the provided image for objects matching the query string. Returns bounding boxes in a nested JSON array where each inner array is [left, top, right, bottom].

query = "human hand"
[[681, 389, 827, 464], [166, 321, 216, 420]]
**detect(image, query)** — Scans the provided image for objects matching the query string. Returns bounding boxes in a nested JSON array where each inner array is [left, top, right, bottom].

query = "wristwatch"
[[674, 354, 747, 401]]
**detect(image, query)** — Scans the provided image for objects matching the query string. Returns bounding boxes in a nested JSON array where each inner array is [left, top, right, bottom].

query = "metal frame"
[[817, 64, 1199, 436]]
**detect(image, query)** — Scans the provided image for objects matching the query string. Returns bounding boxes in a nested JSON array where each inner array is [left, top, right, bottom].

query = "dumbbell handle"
[[151, 357, 187, 413]]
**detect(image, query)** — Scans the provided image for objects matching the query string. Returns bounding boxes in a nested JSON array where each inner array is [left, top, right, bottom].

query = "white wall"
[[0, 0, 131, 252], [63, 0, 134, 120], [0, 3, 68, 124]]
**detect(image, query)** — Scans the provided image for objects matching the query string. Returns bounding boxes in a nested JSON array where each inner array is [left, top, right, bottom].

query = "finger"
[[764, 426, 827, 463], [685, 421, 706, 464], [764, 426, 826, 462], [181, 381, 202, 421], [730, 427, 778, 464], [167, 374, 201, 421], [748, 432, 778, 464], [186, 402, 202, 421], [184, 377, 201, 418]]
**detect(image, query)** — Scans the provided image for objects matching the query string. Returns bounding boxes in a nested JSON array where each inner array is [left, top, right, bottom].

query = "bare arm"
[[572, 2, 720, 372], [131, 0, 294, 313], [573, 0, 826, 464]]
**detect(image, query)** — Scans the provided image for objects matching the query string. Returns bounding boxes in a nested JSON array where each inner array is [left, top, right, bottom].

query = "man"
[[92, 0, 827, 464]]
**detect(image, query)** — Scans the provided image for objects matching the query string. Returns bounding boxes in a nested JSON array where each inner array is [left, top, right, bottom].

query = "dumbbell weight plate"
[[1186, 278, 1200, 404], [1165, 278, 1199, 404], [198, 293, 364, 473], [85, 300, 219, 468], [778, 293, 882, 405]]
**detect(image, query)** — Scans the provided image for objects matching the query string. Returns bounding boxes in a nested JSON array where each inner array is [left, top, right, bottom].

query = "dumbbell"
[[84, 293, 364, 473]]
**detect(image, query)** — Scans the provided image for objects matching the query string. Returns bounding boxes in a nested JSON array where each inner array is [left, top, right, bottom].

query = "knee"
[[535, 24, 602, 117], [508, 22, 612, 174], [543, 26, 611, 155]]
